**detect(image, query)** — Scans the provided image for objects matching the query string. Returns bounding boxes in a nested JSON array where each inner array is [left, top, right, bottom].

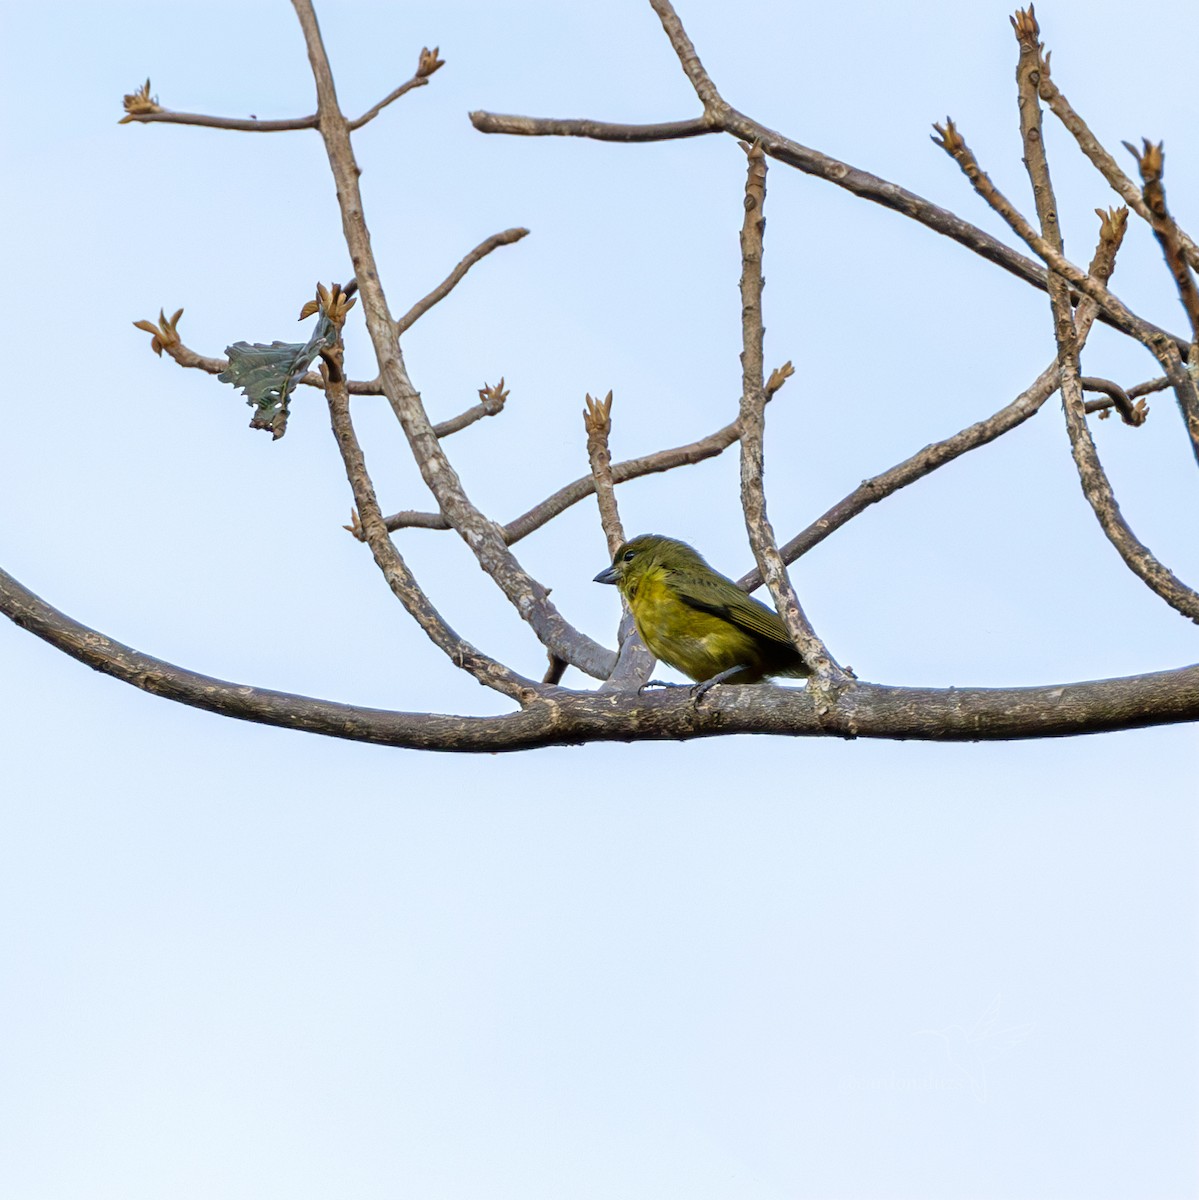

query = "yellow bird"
[[594, 533, 810, 687]]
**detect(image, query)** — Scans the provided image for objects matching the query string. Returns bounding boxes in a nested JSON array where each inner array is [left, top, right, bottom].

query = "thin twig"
[[1081, 377, 1147, 426], [122, 109, 319, 132], [1037, 55, 1199, 273], [736, 142, 844, 684], [395, 228, 529, 335], [382, 409, 751, 537], [583, 392, 655, 691], [121, 52, 440, 134], [932, 116, 1199, 463], [347, 47, 444, 130], [1124, 139, 1199, 340], [1012, 7, 1199, 625], [433, 379, 510, 437]]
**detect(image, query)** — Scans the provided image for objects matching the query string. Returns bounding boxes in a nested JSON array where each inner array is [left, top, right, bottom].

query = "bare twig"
[[1124, 139, 1199, 340], [469, 112, 715, 141], [1081, 377, 1147, 426], [381, 399, 784, 539], [432, 379, 510, 438], [1036, 54, 1199, 273], [395, 228, 530, 335], [291, 0, 617, 681], [121, 49, 441, 133], [583, 391, 626, 556], [932, 116, 1199, 463], [132, 308, 385, 394], [347, 48, 443, 130], [1012, 7, 1199, 625], [583, 392, 655, 691], [122, 109, 319, 132], [736, 143, 843, 684]]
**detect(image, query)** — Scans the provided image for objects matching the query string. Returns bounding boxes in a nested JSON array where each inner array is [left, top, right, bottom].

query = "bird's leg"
[[690, 664, 749, 702]]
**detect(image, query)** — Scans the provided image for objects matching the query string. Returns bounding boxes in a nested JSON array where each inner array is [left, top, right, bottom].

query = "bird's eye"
[[623, 550, 635, 561]]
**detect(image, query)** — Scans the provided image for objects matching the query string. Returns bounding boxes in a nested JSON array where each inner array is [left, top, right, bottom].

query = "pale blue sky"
[[1, 2, 1196, 1197]]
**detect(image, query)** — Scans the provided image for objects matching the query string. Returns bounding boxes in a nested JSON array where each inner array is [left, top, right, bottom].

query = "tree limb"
[[5, 562, 1199, 748], [736, 142, 844, 683], [291, 0, 616, 680], [1011, 7, 1199, 626]]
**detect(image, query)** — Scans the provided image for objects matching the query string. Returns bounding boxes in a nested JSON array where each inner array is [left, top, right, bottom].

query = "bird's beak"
[[593, 565, 619, 585]]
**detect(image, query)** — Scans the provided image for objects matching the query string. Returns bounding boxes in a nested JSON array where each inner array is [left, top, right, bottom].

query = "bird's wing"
[[672, 574, 795, 647]]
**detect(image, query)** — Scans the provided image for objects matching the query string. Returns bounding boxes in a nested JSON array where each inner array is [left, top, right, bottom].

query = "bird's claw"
[[637, 678, 681, 694]]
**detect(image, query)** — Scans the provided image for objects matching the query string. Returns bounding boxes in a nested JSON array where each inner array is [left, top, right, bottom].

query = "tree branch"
[[381, 405, 763, 539], [291, 0, 616, 680], [469, 0, 1190, 352], [738, 206, 1129, 593], [735, 142, 843, 683], [469, 112, 714, 141], [1011, 7, 1199, 626], [394, 227, 529, 335], [583, 392, 655, 691], [318, 295, 538, 699], [932, 116, 1199, 464], [1036, 55, 1199, 274], [5, 561, 1199, 747]]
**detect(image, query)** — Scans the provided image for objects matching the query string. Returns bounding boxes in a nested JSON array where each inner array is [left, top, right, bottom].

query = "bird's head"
[[593, 533, 707, 595]]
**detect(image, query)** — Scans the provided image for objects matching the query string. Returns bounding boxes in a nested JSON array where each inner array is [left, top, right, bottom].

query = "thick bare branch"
[[5, 561, 1199, 747], [290, 0, 616, 680]]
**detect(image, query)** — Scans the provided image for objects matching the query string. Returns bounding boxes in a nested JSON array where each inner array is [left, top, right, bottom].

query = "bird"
[[593, 533, 810, 690]]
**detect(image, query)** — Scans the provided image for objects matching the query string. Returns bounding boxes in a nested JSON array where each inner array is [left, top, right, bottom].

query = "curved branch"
[[4, 563, 1199, 748], [395, 227, 529, 335]]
